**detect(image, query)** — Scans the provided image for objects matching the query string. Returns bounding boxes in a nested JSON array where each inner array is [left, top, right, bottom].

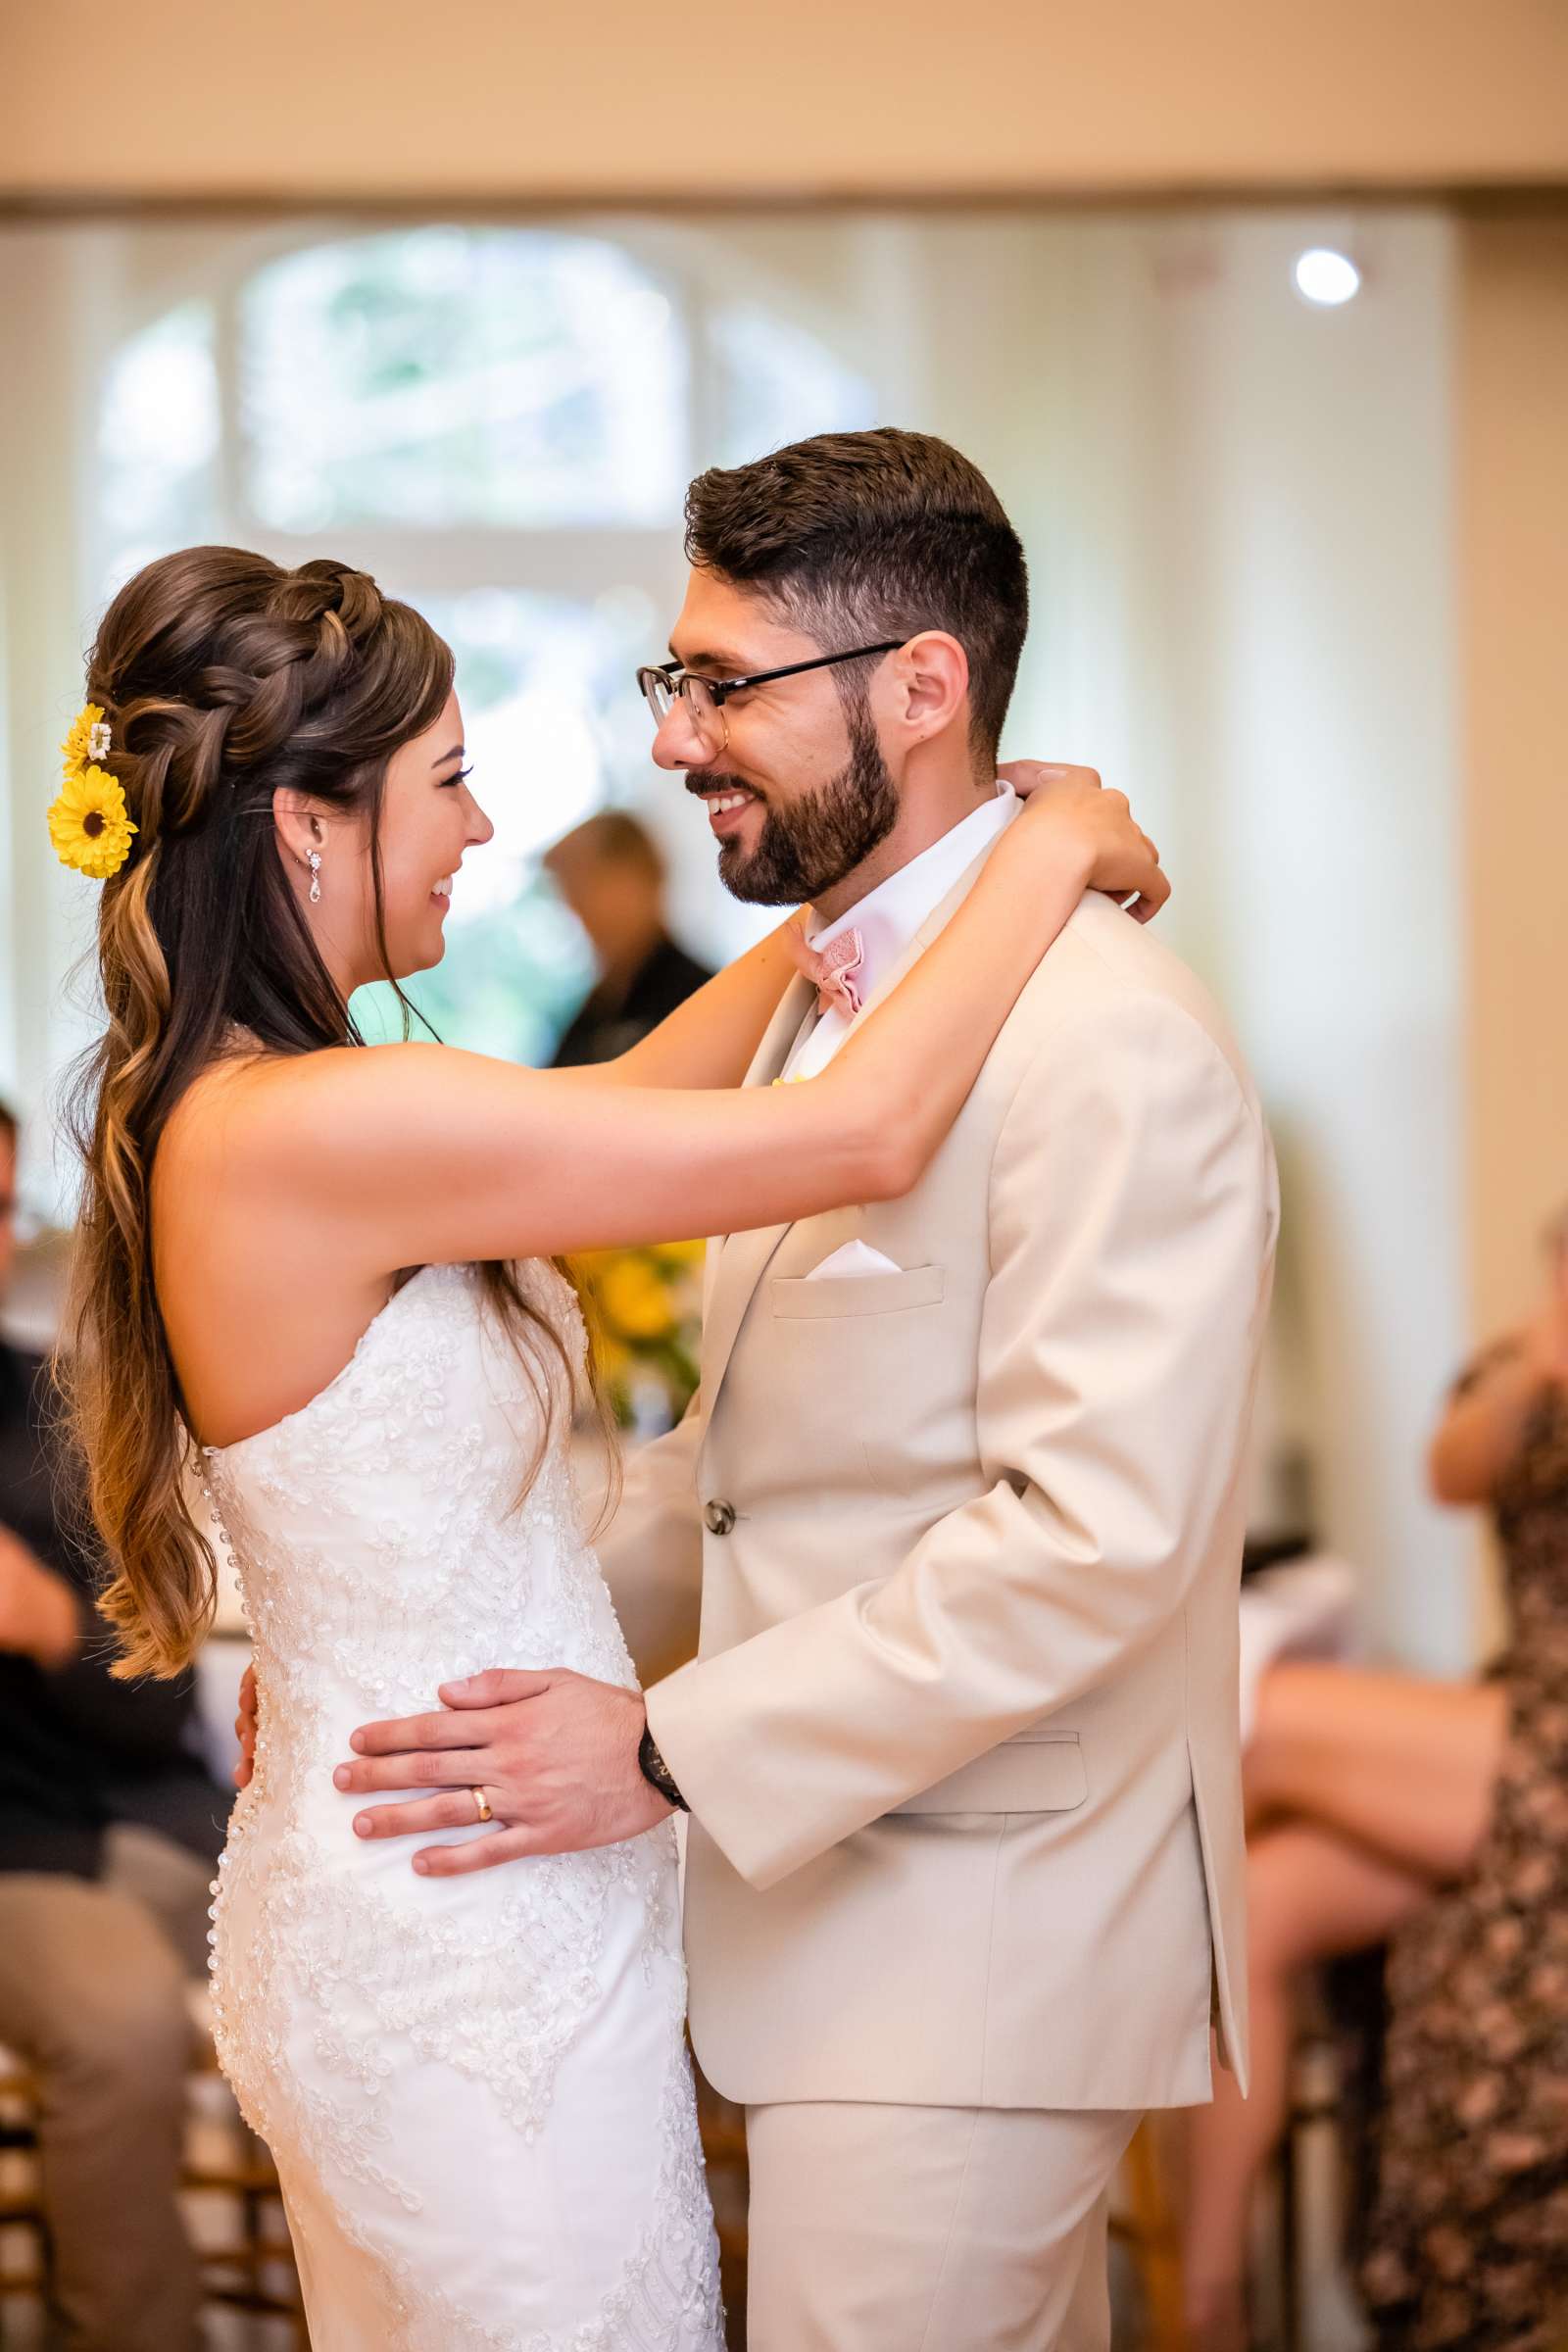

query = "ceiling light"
[[1293, 248, 1362, 307]]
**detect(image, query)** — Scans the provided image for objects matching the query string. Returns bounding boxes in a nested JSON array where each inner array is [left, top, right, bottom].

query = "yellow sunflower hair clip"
[[48, 704, 137, 880]]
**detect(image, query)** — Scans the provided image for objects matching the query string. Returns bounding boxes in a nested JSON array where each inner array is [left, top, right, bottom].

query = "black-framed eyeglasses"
[[635, 639, 904, 745]]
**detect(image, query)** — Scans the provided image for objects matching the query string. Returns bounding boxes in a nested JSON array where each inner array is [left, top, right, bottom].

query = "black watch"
[[638, 1723, 689, 1813]]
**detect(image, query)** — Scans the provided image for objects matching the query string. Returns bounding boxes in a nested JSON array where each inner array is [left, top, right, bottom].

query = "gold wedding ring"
[[470, 1787, 493, 1825]]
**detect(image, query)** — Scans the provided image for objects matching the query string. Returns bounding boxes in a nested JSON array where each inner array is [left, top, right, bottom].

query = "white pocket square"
[[804, 1241, 904, 1281]]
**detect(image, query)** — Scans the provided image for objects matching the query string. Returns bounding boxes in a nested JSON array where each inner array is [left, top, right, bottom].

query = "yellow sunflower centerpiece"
[[48, 705, 137, 880], [576, 1239, 705, 1433]]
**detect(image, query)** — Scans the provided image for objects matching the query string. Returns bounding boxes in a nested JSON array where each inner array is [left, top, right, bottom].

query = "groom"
[[328, 430, 1278, 2346]]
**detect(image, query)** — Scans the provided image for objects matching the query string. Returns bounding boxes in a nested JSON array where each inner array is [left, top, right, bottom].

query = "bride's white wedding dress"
[[203, 1259, 723, 2351]]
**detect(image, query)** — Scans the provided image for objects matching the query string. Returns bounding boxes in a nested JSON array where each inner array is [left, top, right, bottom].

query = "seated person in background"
[[1183, 1207, 1568, 2352], [544, 808, 714, 1065], [0, 1098, 228, 2352]]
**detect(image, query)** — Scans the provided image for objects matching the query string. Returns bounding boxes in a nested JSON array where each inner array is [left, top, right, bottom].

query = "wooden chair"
[[1109, 2116, 1188, 2350], [0, 2012, 307, 2348], [695, 2060, 749, 2350], [1276, 1948, 1387, 2352], [0, 2046, 50, 2340], [1114, 1991, 1383, 2352], [182, 2007, 307, 2345]]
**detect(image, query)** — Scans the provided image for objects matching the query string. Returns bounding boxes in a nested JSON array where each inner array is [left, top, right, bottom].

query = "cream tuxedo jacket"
[[608, 853, 1279, 2113]]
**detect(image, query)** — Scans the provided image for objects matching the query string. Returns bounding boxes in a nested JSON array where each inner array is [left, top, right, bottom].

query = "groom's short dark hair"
[[683, 428, 1028, 764]]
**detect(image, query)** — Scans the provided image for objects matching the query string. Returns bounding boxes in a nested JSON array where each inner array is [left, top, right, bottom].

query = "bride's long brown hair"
[[61, 546, 603, 1679]]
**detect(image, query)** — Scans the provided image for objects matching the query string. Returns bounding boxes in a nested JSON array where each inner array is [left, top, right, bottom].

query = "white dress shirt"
[[779, 781, 1019, 1083]]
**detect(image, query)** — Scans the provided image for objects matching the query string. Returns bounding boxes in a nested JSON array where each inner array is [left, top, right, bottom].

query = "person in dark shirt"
[[544, 809, 714, 1067], [0, 1099, 227, 2352]]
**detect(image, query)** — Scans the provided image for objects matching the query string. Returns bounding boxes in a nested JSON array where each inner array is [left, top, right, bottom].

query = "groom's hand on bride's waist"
[[330, 1668, 674, 1874]]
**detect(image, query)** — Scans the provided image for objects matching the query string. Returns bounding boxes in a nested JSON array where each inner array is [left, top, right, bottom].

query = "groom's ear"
[[876, 630, 969, 747]]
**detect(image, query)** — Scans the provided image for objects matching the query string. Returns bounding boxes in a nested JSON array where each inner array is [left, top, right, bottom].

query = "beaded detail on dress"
[[202, 1261, 722, 2352]]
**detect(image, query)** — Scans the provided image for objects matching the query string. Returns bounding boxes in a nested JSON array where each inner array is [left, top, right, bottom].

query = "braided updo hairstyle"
[[62, 546, 596, 1678]]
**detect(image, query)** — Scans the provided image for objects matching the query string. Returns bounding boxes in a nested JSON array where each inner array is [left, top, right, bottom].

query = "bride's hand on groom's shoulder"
[[997, 760, 1169, 923], [328, 1667, 673, 1875]]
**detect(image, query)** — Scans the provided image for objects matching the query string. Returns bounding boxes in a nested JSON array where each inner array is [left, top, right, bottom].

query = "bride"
[[54, 545, 1164, 2350]]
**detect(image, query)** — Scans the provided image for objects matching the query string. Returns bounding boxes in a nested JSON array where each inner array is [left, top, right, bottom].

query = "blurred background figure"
[[1183, 1210, 1568, 2352], [543, 813, 712, 1448], [545, 809, 714, 1066], [0, 1097, 228, 2352]]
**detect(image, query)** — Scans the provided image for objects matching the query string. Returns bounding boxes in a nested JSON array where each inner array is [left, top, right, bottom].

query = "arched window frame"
[[81, 219, 879, 1063]]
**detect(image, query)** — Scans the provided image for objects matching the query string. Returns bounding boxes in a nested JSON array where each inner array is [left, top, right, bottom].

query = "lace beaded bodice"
[[207, 1258, 635, 1722], [202, 1260, 722, 2352]]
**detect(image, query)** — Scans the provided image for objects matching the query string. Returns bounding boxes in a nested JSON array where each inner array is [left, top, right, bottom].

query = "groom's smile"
[[688, 776, 764, 844]]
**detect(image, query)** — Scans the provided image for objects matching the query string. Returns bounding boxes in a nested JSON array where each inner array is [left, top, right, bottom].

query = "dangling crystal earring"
[[307, 850, 322, 906]]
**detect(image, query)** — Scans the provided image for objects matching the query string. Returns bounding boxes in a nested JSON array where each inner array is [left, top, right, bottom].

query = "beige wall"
[[3, 0, 1567, 204], [1460, 216, 1568, 1338]]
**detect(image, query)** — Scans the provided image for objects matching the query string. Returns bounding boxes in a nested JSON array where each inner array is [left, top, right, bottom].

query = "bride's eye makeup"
[[440, 765, 474, 789]]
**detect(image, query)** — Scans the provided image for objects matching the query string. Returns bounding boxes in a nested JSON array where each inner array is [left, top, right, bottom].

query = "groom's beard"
[[690, 708, 900, 907]]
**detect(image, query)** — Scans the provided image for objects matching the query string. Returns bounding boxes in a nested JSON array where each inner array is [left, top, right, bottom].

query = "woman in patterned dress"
[[1184, 1216, 1568, 2350]]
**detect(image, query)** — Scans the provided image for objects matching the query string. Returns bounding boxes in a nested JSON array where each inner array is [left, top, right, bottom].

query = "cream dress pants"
[[745, 2099, 1141, 2351]]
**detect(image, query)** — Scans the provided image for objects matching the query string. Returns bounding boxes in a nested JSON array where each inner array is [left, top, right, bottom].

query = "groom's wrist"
[[637, 1722, 688, 1814]]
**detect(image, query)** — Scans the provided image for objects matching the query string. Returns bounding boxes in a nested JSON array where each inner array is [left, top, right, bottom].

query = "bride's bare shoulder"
[[155, 1040, 484, 1259], [161, 1040, 326, 1182], [154, 1043, 371, 1264], [153, 1043, 425, 1448], [161, 1038, 434, 1173]]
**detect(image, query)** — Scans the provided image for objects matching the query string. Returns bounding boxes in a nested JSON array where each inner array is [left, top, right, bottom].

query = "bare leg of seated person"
[[1182, 1662, 1509, 2351], [1246, 1660, 1507, 1875]]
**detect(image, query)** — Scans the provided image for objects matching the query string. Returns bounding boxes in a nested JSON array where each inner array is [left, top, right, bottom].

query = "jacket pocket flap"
[[770, 1265, 946, 1319], [892, 1736, 1087, 1816]]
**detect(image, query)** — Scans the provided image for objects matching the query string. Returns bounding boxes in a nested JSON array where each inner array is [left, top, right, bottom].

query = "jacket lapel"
[[700, 811, 1018, 1414], [699, 973, 816, 1403]]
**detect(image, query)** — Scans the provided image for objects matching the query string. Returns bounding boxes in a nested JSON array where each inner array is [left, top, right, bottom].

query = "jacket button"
[[704, 1498, 737, 1537]]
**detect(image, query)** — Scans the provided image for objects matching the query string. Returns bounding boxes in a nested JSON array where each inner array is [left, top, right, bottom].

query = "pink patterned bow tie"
[[789, 923, 865, 1019]]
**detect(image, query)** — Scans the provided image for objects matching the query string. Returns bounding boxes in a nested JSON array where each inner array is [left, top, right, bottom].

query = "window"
[[241, 230, 689, 533], [96, 225, 876, 1058], [99, 302, 220, 589]]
